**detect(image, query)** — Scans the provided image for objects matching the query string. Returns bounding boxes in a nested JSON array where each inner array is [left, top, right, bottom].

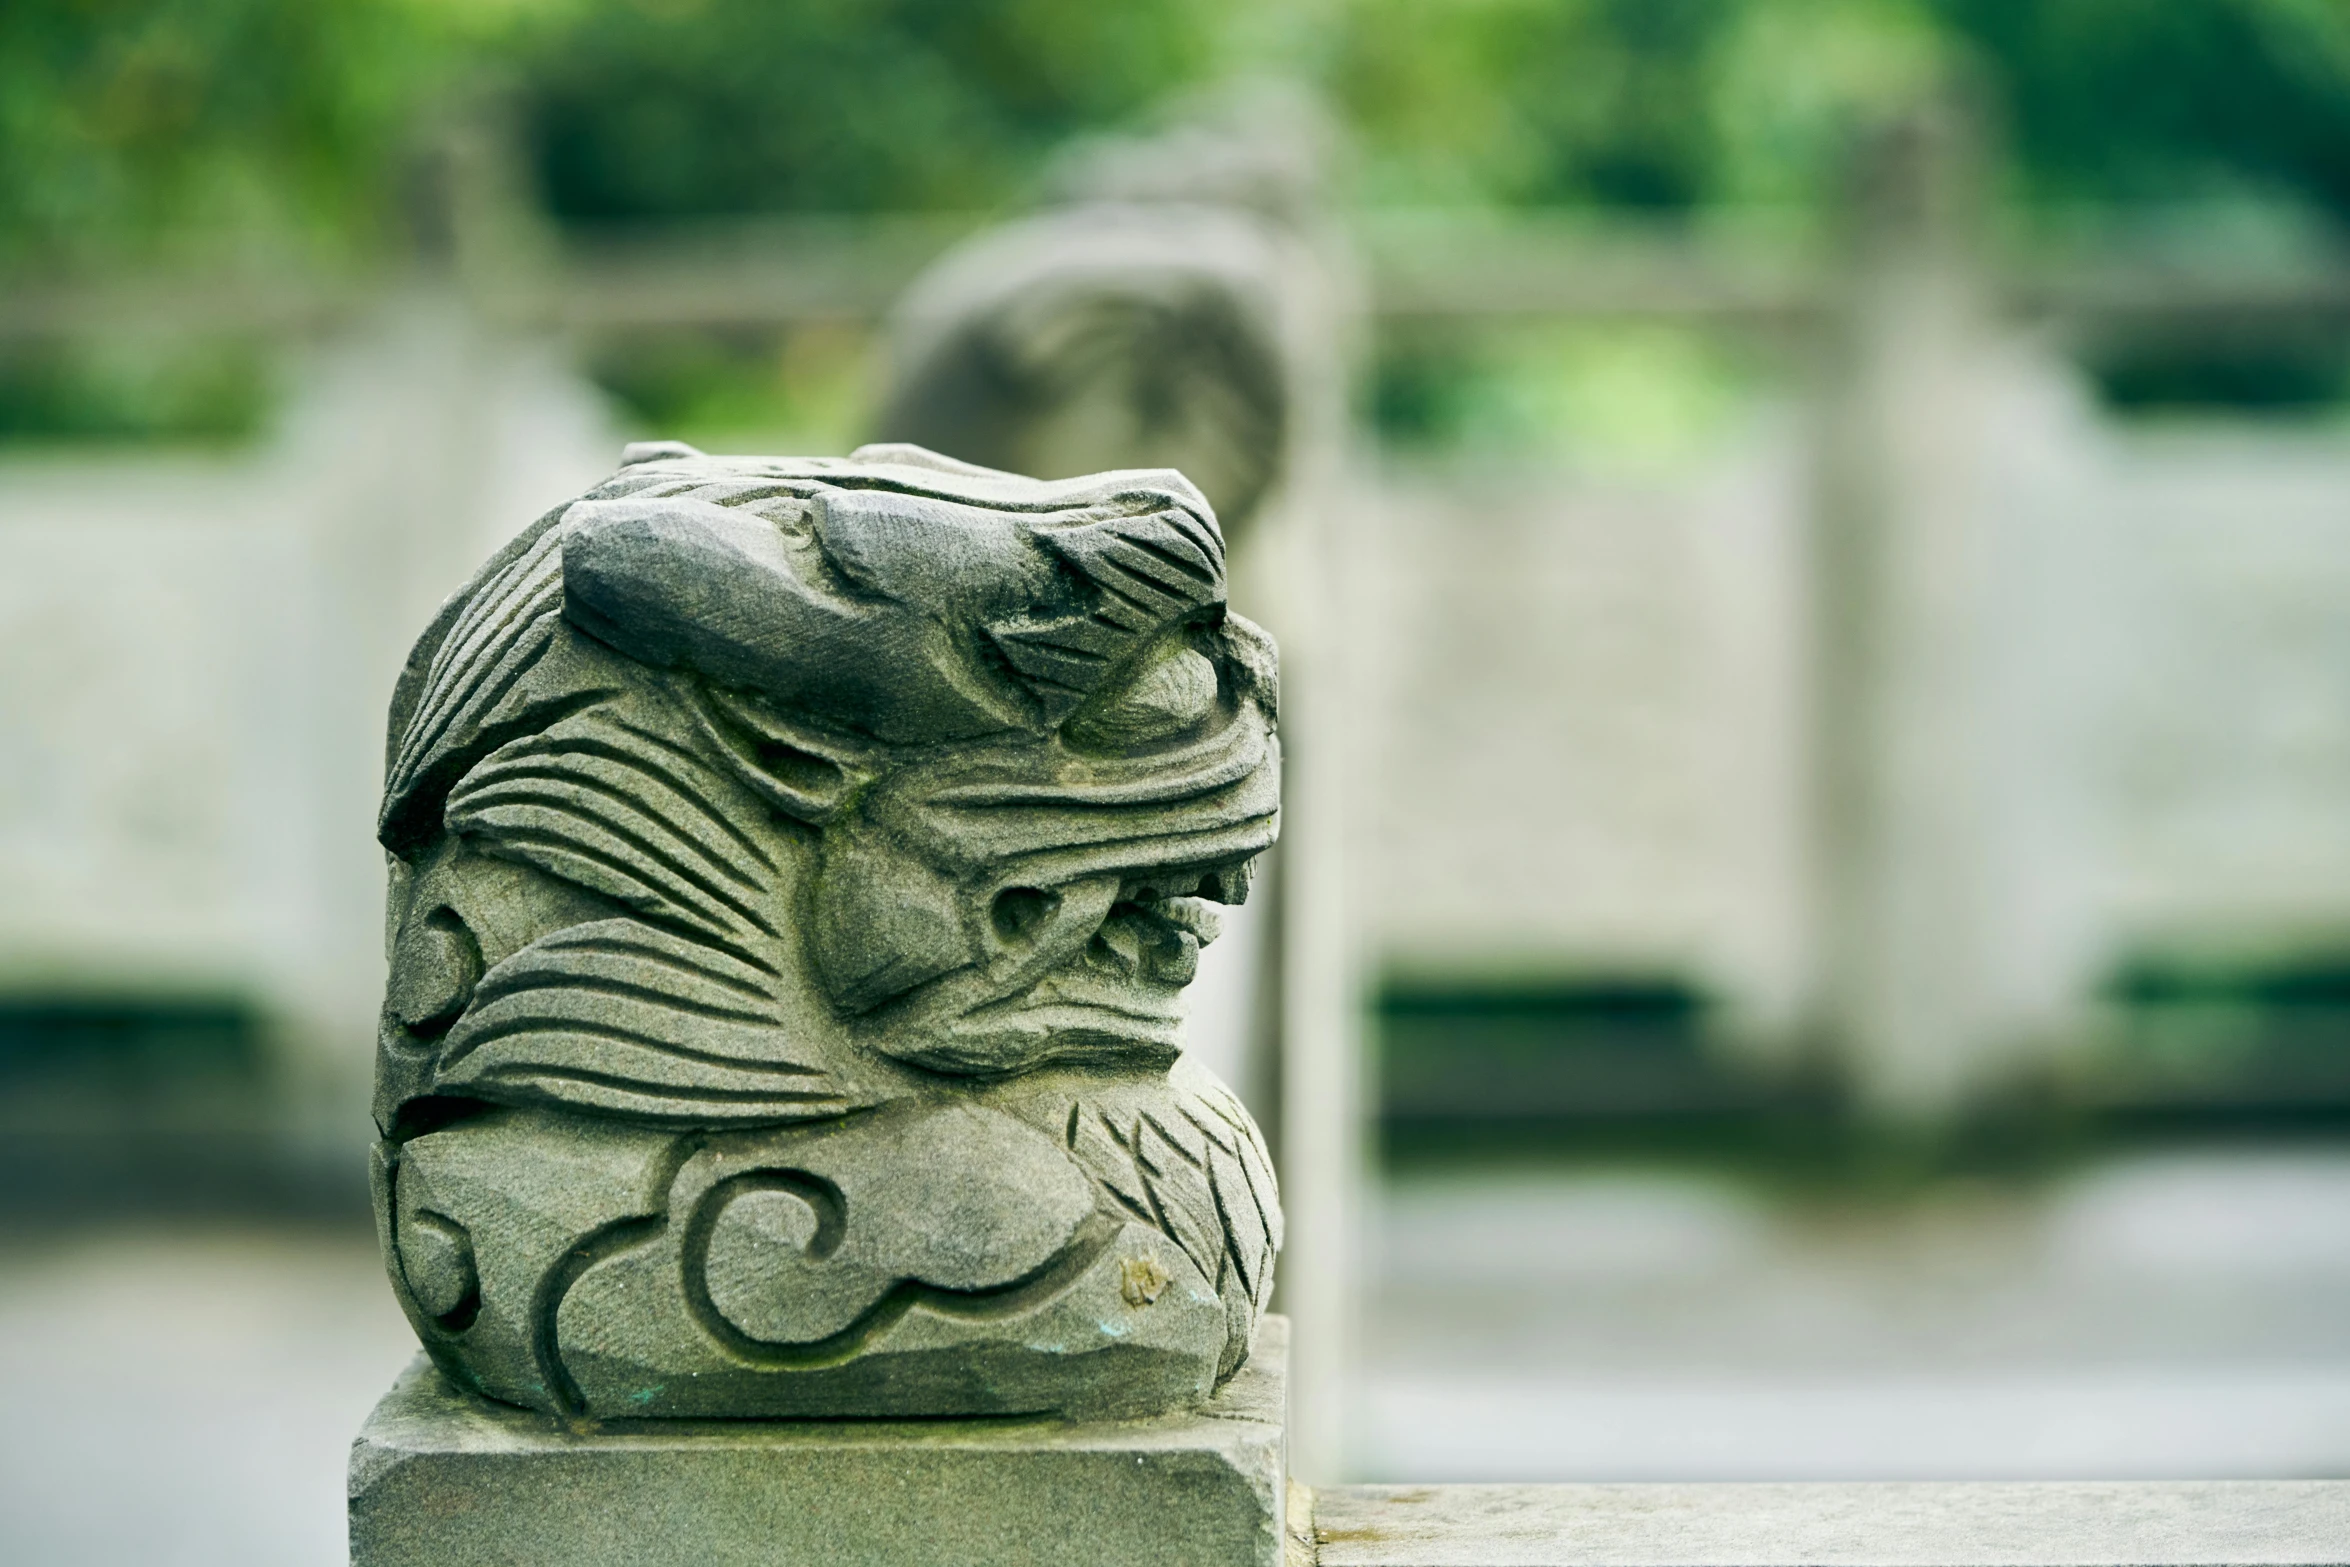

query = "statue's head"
[[375, 442, 1278, 1132]]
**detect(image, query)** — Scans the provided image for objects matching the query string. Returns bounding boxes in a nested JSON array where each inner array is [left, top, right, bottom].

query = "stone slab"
[[1306, 1480, 2350, 1567], [350, 1316, 1285, 1567]]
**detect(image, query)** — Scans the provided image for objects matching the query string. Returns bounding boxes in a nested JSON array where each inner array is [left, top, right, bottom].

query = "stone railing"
[[1300, 1480, 2350, 1567]]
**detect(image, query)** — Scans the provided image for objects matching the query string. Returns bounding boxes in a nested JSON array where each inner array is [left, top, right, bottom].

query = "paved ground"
[[0, 1223, 415, 1567], [5, 1142, 2350, 1561], [1364, 1145, 2350, 1480]]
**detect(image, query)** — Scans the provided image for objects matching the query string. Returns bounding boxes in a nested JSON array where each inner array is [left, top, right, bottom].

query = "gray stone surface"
[[350, 1314, 1288, 1567], [1306, 1479, 2350, 1567], [372, 442, 1281, 1420], [1361, 1155, 2350, 1482]]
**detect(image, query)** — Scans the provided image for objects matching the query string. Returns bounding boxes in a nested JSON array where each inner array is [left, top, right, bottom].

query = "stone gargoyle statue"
[[372, 441, 1281, 1421]]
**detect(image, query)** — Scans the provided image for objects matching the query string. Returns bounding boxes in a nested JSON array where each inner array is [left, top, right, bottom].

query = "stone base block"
[[350, 1316, 1287, 1567]]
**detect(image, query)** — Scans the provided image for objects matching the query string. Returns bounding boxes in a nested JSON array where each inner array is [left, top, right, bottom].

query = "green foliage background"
[[8, 0, 2350, 444], [10, 0, 2350, 267], [520, 0, 1241, 223], [0, 0, 450, 270]]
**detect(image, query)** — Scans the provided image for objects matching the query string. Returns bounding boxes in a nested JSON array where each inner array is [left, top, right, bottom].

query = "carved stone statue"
[[371, 441, 1282, 1421]]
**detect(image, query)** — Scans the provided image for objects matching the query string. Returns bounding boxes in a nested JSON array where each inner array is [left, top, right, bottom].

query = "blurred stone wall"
[[9, 295, 2350, 1134], [0, 296, 618, 1147], [1351, 343, 2350, 1111]]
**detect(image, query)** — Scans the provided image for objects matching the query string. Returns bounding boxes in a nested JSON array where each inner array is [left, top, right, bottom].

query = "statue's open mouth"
[[881, 866, 1241, 1076], [970, 887, 1220, 1016]]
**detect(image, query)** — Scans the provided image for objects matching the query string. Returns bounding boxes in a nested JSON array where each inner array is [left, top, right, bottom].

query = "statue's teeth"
[[1199, 861, 1254, 905], [1158, 897, 1223, 948], [1088, 919, 1143, 976]]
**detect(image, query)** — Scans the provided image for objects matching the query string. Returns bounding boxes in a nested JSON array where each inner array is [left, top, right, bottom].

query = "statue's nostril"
[[990, 885, 1059, 943]]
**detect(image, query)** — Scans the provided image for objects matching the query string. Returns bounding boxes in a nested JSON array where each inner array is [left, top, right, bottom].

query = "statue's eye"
[[386, 905, 482, 1040], [1063, 645, 1218, 751]]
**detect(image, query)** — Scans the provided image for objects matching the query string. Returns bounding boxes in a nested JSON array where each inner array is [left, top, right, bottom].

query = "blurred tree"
[[1328, 0, 1951, 214], [10, 0, 2350, 267], [0, 0, 482, 271], [1328, 0, 2350, 226], [513, 0, 1240, 222], [1929, 0, 2350, 217], [1329, 0, 1724, 210]]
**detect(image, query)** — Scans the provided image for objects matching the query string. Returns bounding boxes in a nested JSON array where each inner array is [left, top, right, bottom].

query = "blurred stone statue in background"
[[872, 84, 1337, 555], [371, 441, 1281, 1420]]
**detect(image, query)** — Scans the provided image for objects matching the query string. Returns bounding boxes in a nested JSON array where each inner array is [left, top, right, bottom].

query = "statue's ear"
[[689, 685, 875, 826]]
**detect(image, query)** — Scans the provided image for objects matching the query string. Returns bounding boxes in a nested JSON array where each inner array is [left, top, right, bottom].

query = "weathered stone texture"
[[350, 1316, 1289, 1567]]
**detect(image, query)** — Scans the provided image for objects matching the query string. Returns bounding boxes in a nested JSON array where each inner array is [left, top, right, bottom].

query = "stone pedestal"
[[350, 1316, 1288, 1567]]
